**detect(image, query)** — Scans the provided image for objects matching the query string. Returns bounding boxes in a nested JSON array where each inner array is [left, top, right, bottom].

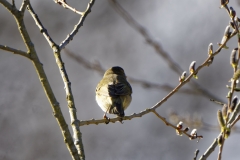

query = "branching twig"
[[0, 0, 83, 160], [27, 1, 95, 159], [152, 110, 203, 140], [199, 136, 219, 160], [19, 0, 29, 13], [54, 0, 83, 15], [0, 44, 29, 58], [27, 3, 56, 48], [59, 0, 95, 50]]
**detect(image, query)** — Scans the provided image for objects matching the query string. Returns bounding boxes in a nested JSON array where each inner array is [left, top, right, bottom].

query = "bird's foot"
[[103, 114, 110, 124], [118, 117, 124, 124]]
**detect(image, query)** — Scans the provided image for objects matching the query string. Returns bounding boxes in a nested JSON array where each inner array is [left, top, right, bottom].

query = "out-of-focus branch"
[[0, 44, 30, 59], [59, 0, 95, 50], [12, 0, 15, 8], [64, 48, 204, 95], [108, 0, 225, 103], [54, 0, 83, 15], [193, 149, 200, 160]]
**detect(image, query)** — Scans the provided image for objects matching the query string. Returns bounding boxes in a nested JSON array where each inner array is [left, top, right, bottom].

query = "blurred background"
[[1, 0, 240, 159]]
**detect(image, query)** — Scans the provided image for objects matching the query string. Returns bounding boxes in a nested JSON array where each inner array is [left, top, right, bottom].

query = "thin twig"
[[109, 0, 225, 103], [200, 89, 240, 160], [27, 3, 56, 48], [199, 137, 218, 160], [193, 149, 200, 160], [54, 0, 83, 15], [59, 0, 95, 50], [12, 0, 15, 7], [230, 114, 240, 127], [152, 110, 203, 140], [0, 44, 30, 58], [19, 0, 29, 13], [27, 1, 96, 159], [217, 139, 224, 160]]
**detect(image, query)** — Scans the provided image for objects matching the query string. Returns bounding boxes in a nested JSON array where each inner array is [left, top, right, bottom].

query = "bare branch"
[[217, 138, 225, 160], [1, 1, 81, 159], [59, 0, 95, 50], [193, 149, 200, 160], [27, 3, 56, 48], [0, 44, 30, 59], [199, 137, 218, 160], [12, 0, 15, 7], [0, 0, 15, 11], [19, 0, 29, 13], [51, 45, 86, 159], [54, 0, 83, 15], [108, 0, 225, 103], [152, 110, 203, 140]]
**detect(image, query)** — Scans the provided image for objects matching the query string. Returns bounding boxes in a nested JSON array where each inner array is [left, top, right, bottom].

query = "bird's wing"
[[96, 76, 132, 97]]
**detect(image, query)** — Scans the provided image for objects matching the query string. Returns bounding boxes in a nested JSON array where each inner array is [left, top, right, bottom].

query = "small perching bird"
[[95, 66, 132, 123]]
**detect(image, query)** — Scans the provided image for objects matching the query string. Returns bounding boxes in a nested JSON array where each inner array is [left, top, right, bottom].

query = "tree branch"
[[0, 44, 30, 58], [59, 0, 95, 50], [19, 0, 29, 13], [54, 0, 83, 15], [27, 1, 96, 159], [1, 1, 81, 160], [27, 3, 56, 48]]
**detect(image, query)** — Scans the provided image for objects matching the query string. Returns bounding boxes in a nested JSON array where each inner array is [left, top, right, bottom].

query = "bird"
[[95, 66, 132, 123]]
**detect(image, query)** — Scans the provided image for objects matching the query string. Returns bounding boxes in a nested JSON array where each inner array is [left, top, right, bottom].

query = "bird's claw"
[[103, 114, 110, 124]]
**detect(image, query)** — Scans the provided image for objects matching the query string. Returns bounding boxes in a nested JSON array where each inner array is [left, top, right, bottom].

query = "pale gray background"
[[0, 0, 240, 159]]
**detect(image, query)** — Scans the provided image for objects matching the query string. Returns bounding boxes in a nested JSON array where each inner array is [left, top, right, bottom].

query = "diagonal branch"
[[152, 110, 203, 140], [19, 0, 29, 13], [0, 44, 30, 59], [59, 0, 95, 50], [27, 3, 56, 48], [108, 0, 224, 103], [54, 0, 83, 15], [27, 1, 96, 159], [0, 0, 14, 11]]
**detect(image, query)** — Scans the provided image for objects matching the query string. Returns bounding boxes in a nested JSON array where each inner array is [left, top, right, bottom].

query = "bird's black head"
[[104, 66, 126, 76]]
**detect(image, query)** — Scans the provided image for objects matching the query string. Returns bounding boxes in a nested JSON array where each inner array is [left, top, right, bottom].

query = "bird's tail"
[[109, 98, 125, 117]]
